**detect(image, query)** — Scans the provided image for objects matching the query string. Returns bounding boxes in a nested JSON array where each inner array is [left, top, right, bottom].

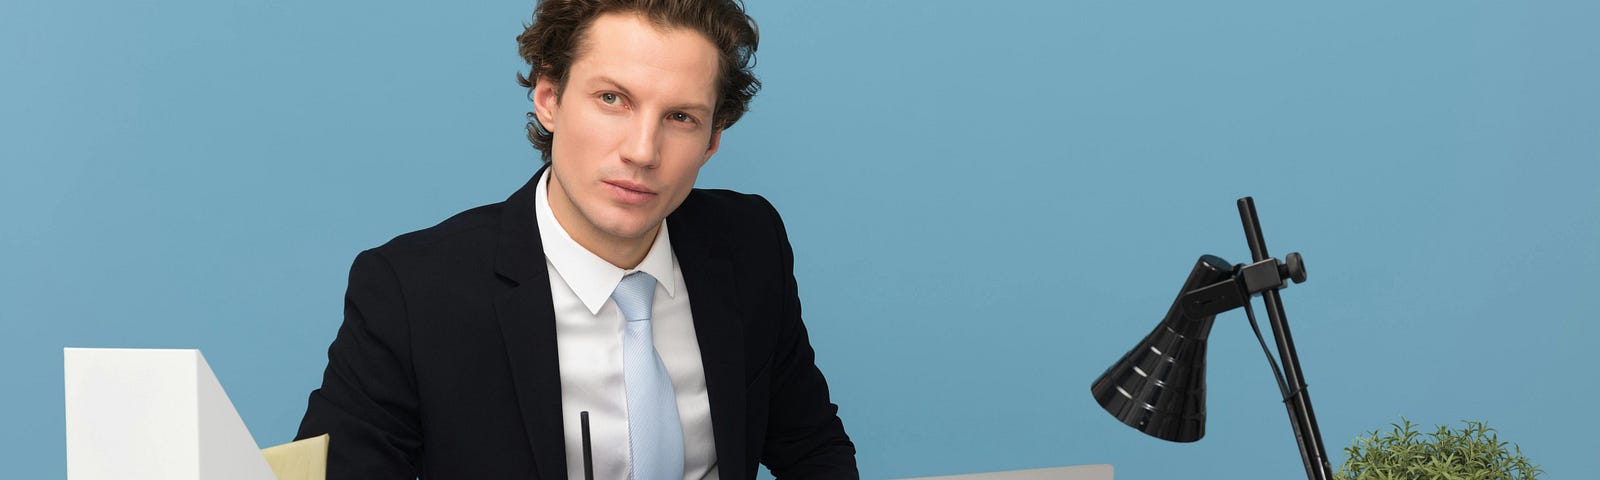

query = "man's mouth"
[[604, 180, 657, 204]]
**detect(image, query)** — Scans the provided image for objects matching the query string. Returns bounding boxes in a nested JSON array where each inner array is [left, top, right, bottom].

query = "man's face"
[[534, 12, 722, 262]]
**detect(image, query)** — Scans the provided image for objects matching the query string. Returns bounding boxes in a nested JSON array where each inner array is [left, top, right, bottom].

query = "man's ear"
[[703, 129, 723, 162], [533, 76, 560, 132]]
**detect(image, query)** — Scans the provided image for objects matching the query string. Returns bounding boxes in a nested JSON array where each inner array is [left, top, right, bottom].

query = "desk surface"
[[901, 464, 1114, 480]]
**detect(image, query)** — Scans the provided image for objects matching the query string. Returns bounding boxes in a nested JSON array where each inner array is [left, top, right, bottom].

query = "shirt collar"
[[534, 168, 680, 315]]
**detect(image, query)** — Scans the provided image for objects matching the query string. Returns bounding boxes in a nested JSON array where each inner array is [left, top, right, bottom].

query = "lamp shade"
[[1091, 255, 1233, 442]]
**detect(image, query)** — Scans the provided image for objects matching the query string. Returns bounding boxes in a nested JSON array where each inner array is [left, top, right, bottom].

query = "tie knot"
[[611, 271, 657, 322]]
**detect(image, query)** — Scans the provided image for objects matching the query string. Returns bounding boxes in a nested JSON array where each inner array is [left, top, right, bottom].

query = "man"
[[295, 1, 858, 478]]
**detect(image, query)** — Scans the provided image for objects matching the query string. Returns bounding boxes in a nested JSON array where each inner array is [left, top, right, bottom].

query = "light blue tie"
[[611, 272, 685, 480]]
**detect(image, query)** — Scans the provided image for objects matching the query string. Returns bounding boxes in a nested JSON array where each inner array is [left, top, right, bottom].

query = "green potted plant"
[[1335, 417, 1542, 479]]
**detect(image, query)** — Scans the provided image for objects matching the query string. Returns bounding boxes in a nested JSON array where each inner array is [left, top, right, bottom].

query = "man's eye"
[[670, 112, 694, 123], [600, 93, 620, 105]]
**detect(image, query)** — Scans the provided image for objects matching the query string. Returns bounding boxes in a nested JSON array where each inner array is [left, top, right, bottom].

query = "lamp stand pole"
[[1237, 197, 1334, 480]]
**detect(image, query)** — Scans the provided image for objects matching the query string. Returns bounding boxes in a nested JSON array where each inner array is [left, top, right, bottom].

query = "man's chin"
[[596, 219, 662, 243]]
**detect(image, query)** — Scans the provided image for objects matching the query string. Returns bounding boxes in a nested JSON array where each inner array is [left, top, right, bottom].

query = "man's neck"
[[576, 224, 657, 270]]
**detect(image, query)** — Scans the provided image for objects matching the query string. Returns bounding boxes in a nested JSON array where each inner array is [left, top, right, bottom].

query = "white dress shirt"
[[535, 169, 719, 480]]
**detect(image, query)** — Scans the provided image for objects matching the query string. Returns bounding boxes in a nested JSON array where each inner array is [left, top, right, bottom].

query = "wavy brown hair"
[[516, 0, 761, 162]]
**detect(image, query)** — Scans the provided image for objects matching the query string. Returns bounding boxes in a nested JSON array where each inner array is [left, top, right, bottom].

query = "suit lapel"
[[492, 166, 568, 480], [669, 202, 749, 474]]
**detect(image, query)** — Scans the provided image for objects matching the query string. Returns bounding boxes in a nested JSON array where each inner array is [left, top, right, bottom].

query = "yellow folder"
[[260, 434, 328, 480]]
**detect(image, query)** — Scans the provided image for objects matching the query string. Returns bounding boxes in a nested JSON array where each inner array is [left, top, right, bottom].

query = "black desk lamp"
[[1090, 197, 1334, 480]]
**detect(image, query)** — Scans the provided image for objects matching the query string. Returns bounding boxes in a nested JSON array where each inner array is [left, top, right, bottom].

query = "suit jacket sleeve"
[[756, 197, 860, 479], [296, 249, 423, 479]]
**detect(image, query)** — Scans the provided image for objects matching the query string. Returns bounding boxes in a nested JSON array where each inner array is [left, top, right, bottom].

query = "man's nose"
[[619, 116, 660, 168]]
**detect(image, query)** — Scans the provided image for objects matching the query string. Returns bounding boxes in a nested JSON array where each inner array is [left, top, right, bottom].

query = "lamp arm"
[[1238, 197, 1334, 480]]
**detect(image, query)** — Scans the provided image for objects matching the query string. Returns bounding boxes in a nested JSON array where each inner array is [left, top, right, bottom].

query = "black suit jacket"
[[297, 170, 857, 479]]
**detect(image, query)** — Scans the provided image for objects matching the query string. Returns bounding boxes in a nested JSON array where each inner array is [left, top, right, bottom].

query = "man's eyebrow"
[[592, 76, 636, 99], [669, 102, 713, 116]]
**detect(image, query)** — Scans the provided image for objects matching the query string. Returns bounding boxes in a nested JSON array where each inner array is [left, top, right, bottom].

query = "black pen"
[[580, 411, 595, 480]]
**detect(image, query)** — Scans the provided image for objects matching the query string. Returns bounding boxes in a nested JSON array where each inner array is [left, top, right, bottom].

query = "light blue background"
[[4, 0, 1596, 478]]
